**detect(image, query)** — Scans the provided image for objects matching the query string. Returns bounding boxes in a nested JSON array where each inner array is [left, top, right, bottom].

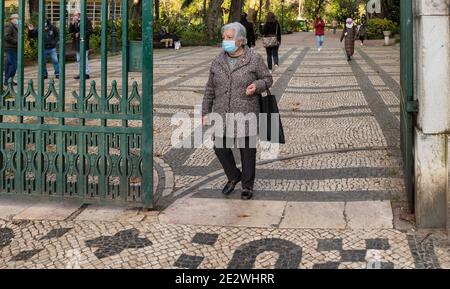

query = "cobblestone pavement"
[[1, 31, 449, 268], [0, 218, 447, 269]]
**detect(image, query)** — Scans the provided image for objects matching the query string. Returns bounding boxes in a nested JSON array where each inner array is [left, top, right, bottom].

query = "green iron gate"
[[400, 1, 416, 213], [0, 0, 154, 208]]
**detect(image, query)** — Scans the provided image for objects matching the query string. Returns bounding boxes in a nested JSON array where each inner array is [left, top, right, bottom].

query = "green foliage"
[[326, 0, 360, 23], [4, 4, 18, 20], [303, 0, 329, 20], [383, 0, 400, 24], [366, 18, 398, 39]]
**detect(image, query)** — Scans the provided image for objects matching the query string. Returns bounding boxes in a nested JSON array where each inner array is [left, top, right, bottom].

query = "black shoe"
[[347, 56, 351, 61], [43, 76, 48, 80], [86, 74, 90, 79], [241, 187, 253, 200], [74, 75, 80, 79], [222, 174, 242, 195], [55, 75, 59, 79]]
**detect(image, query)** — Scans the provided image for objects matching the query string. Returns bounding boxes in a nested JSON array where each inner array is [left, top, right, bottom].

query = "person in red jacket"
[[314, 15, 325, 51]]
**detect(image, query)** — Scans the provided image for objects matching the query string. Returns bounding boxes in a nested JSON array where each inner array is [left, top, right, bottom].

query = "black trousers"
[[213, 137, 257, 189], [265, 46, 279, 70]]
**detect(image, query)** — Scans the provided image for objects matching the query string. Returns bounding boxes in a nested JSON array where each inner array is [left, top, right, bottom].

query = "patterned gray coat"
[[202, 47, 273, 138], [340, 26, 357, 56]]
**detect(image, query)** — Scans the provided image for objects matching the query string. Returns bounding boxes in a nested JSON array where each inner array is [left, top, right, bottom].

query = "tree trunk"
[[25, 0, 30, 22], [155, 0, 160, 20], [248, 0, 259, 23], [28, 0, 38, 20], [203, 0, 207, 24], [206, 0, 224, 40], [228, 0, 244, 23]]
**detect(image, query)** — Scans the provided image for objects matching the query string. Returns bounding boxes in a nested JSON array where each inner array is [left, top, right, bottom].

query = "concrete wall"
[[413, 0, 450, 228]]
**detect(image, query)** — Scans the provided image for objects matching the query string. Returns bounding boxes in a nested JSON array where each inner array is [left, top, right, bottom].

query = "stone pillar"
[[413, 0, 450, 228]]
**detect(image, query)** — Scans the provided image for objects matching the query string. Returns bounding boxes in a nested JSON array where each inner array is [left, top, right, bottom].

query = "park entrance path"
[[1, 32, 449, 269], [156, 31, 404, 230]]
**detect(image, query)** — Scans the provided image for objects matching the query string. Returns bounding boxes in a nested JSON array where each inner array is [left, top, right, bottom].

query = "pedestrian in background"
[[262, 12, 281, 73], [28, 19, 60, 79], [340, 18, 357, 61], [202, 22, 273, 200], [69, 10, 93, 79], [239, 12, 256, 48], [332, 19, 338, 34], [314, 15, 325, 51], [4, 14, 19, 86], [159, 26, 173, 48], [357, 18, 367, 46]]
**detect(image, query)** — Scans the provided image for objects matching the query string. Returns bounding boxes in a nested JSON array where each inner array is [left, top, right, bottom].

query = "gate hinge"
[[406, 100, 419, 113]]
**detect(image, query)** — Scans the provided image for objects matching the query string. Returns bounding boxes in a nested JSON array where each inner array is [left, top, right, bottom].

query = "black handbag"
[[258, 87, 286, 144]]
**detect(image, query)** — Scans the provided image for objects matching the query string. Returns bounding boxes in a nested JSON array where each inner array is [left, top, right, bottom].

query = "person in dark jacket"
[[340, 18, 357, 61], [263, 12, 281, 72], [314, 15, 325, 51], [239, 12, 255, 48], [4, 14, 19, 86], [69, 10, 93, 79], [28, 19, 60, 79], [357, 17, 367, 46]]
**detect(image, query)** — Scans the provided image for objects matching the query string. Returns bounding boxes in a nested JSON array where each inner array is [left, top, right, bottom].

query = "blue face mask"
[[222, 40, 238, 53]]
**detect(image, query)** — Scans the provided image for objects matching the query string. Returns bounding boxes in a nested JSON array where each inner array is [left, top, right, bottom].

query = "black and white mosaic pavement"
[[149, 32, 406, 211], [0, 220, 445, 269]]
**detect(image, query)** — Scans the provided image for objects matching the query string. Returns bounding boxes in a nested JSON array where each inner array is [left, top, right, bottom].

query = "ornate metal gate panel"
[[0, 0, 154, 207]]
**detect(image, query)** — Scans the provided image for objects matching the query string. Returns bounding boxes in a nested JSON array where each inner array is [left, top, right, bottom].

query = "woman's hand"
[[246, 83, 257, 96]]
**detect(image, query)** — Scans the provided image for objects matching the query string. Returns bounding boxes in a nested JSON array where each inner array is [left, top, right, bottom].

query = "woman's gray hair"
[[221, 22, 247, 46]]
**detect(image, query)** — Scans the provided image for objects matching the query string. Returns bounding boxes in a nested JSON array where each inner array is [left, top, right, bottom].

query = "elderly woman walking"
[[340, 18, 357, 61], [202, 22, 273, 200]]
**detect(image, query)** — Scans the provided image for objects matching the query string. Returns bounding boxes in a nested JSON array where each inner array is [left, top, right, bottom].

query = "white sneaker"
[[361, 43, 363, 46], [273, 64, 279, 72], [318, 47, 321, 52], [269, 69, 272, 74]]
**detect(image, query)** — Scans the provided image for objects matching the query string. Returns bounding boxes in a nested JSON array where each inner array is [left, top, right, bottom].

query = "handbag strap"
[[264, 82, 272, 96]]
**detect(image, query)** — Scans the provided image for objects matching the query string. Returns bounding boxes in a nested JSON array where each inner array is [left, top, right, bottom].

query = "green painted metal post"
[[17, 0, 25, 100], [99, 0, 108, 197], [57, 0, 67, 196], [37, 0, 45, 100], [36, 0, 45, 194], [79, 0, 87, 105], [400, 0, 415, 213], [15, 0, 26, 194], [100, 0, 108, 110], [59, 0, 66, 117], [0, 0, 4, 92], [142, 0, 153, 208], [120, 0, 129, 200], [79, 0, 87, 197], [121, 0, 129, 114]]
